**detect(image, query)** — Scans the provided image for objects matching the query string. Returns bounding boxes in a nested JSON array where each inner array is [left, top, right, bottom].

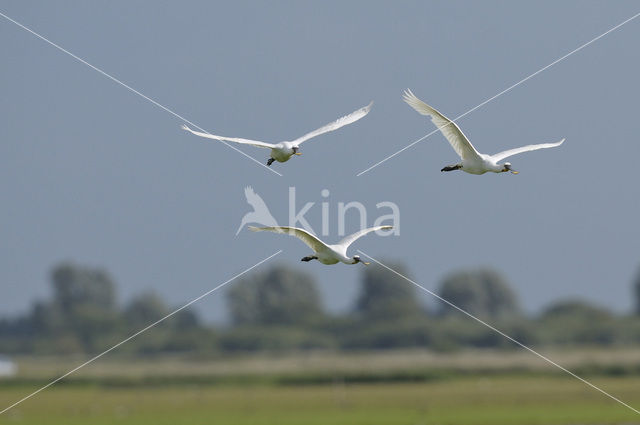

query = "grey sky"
[[2, 1, 639, 323]]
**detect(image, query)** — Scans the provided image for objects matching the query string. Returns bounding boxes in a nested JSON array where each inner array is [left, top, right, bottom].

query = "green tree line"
[[2, 262, 640, 354]]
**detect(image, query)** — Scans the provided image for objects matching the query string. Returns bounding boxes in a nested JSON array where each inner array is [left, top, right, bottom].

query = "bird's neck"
[[490, 162, 504, 173]]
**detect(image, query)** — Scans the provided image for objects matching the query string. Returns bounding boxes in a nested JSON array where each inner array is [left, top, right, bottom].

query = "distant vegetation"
[[2, 262, 640, 355]]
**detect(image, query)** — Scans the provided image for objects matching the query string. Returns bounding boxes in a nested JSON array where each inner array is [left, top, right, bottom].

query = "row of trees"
[[0, 264, 205, 354], [222, 263, 636, 351], [1, 262, 640, 354], [228, 265, 519, 324]]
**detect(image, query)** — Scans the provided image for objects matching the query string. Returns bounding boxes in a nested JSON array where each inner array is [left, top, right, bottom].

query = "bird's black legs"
[[301, 256, 318, 262], [441, 164, 462, 172], [267, 158, 275, 166]]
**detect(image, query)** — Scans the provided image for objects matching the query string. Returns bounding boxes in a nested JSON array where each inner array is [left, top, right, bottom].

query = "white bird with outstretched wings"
[[403, 89, 564, 175], [182, 101, 372, 166], [249, 225, 392, 265]]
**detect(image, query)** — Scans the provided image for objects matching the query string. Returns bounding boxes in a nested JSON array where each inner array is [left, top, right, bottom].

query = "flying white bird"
[[182, 102, 373, 166], [403, 89, 564, 174], [249, 225, 392, 265]]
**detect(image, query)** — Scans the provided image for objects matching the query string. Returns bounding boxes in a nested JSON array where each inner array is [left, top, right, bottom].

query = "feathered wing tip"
[[402, 89, 429, 115], [402, 88, 417, 103], [344, 101, 374, 119], [327, 100, 374, 128], [181, 124, 193, 132]]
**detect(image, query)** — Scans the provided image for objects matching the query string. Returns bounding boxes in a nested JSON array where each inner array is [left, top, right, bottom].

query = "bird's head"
[[502, 162, 519, 174], [292, 146, 302, 156], [353, 255, 370, 265]]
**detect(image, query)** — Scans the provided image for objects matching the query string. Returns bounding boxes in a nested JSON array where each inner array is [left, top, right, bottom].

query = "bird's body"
[[403, 90, 564, 175], [269, 142, 298, 164], [182, 102, 372, 166], [249, 225, 392, 265], [457, 153, 508, 175], [311, 249, 342, 265]]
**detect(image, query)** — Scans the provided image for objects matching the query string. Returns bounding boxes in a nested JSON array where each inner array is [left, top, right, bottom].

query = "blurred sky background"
[[2, 1, 639, 323]]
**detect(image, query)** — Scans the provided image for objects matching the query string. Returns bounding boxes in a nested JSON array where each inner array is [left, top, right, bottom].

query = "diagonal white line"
[[0, 11, 283, 177], [357, 11, 640, 177], [0, 250, 282, 415], [358, 250, 640, 415]]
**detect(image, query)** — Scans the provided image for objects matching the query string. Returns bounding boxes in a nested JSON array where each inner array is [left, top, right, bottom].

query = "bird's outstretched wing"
[[490, 138, 565, 162], [291, 102, 373, 145], [181, 124, 275, 149], [337, 225, 393, 250], [249, 226, 329, 253], [403, 90, 481, 161]]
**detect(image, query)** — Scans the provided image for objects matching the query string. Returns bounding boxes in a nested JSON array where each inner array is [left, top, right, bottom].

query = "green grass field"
[[1, 375, 639, 425], [2, 349, 640, 424]]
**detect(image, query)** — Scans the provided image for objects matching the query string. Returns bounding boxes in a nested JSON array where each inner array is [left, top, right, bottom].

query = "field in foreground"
[[1, 375, 640, 425]]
